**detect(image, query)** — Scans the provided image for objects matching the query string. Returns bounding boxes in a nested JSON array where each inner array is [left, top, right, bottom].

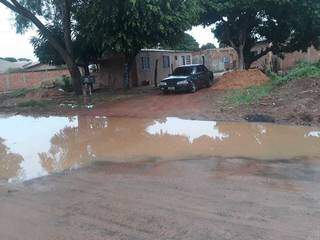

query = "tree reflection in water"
[[0, 138, 23, 181], [39, 116, 109, 173]]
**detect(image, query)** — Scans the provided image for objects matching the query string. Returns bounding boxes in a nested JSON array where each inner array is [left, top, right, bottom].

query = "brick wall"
[[0, 69, 70, 93]]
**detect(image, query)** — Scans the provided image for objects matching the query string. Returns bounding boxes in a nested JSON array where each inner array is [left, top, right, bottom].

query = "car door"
[[197, 65, 206, 88], [193, 66, 202, 88], [202, 66, 210, 86]]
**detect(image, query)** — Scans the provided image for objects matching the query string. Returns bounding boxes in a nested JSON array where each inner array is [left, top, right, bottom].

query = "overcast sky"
[[0, 5, 218, 61]]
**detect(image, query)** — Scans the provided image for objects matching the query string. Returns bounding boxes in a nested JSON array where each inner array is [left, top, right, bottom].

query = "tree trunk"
[[68, 63, 82, 95], [123, 63, 130, 89], [154, 59, 159, 87], [84, 64, 90, 76], [238, 45, 245, 70]]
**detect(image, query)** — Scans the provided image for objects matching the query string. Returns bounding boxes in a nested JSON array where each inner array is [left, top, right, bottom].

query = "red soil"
[[213, 69, 269, 90]]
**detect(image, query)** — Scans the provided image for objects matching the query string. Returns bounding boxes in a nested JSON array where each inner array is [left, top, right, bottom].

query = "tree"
[[0, 57, 18, 62], [200, 43, 216, 50], [30, 26, 65, 66], [199, 0, 320, 70], [31, 26, 104, 75], [168, 33, 200, 51], [77, 0, 199, 88], [0, 0, 83, 94]]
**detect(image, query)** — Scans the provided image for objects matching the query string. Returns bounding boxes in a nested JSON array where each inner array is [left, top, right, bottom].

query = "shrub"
[[55, 75, 73, 92]]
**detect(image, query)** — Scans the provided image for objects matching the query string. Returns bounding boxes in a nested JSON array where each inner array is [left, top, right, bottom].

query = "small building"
[[95, 50, 193, 89], [136, 49, 193, 87], [23, 62, 66, 72], [192, 48, 238, 72]]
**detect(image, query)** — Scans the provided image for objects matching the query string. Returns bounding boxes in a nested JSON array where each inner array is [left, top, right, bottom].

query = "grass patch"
[[17, 100, 51, 108], [228, 84, 273, 105], [227, 61, 320, 106]]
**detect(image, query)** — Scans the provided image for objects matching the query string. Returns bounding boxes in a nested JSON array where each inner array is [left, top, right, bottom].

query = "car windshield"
[[173, 66, 196, 76]]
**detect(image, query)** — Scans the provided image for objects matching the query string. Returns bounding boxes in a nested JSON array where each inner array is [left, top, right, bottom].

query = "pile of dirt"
[[213, 69, 269, 90]]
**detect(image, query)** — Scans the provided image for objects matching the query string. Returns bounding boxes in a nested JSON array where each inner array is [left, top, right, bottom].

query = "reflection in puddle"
[[305, 131, 320, 138], [0, 115, 319, 183], [0, 116, 78, 182], [146, 117, 229, 143]]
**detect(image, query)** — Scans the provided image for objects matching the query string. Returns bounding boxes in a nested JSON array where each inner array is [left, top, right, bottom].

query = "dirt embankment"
[[237, 76, 320, 126]]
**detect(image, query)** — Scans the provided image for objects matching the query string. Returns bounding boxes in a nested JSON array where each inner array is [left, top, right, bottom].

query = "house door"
[[181, 56, 186, 65]]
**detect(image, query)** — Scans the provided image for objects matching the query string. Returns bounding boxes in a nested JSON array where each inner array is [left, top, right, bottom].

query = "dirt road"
[[1, 157, 320, 240], [1, 75, 319, 126]]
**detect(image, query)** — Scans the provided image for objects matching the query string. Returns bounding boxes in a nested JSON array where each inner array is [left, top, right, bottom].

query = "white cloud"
[[187, 25, 219, 47]]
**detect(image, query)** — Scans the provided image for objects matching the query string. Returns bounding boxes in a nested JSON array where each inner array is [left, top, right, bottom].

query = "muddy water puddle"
[[0, 115, 319, 182]]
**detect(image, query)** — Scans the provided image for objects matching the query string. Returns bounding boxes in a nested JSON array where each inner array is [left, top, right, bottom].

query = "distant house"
[[95, 48, 243, 90], [0, 59, 32, 73], [23, 62, 66, 72], [95, 49, 193, 89], [136, 49, 193, 87], [192, 48, 238, 72]]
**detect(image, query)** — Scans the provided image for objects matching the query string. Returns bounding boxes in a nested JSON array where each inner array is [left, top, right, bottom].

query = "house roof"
[[141, 49, 193, 53], [0, 59, 32, 73]]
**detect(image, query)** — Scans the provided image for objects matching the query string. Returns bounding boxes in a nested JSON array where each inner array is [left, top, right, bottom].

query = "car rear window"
[[173, 67, 196, 76]]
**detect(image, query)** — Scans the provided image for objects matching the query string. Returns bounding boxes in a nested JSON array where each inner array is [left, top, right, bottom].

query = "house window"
[[163, 55, 170, 68], [141, 56, 150, 70], [202, 56, 205, 65], [186, 55, 191, 65], [181, 56, 186, 65]]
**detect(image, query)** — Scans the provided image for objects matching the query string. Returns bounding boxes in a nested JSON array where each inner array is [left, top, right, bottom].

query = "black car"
[[159, 64, 214, 93]]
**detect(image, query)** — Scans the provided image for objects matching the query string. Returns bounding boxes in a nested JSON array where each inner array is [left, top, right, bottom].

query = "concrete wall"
[[251, 45, 320, 72], [0, 69, 69, 93], [280, 46, 320, 71], [192, 48, 238, 72]]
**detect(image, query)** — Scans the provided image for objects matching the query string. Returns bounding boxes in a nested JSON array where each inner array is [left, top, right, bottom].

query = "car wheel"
[[207, 77, 213, 88]]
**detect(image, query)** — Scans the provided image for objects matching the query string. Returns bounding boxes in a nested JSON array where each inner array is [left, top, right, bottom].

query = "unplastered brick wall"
[[0, 69, 70, 92]]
